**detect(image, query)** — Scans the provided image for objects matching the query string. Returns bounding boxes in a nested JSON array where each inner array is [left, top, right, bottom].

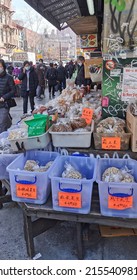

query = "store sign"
[[16, 184, 37, 199], [108, 194, 133, 210], [80, 34, 97, 49], [82, 108, 93, 125], [122, 68, 137, 101], [58, 192, 81, 209], [102, 137, 121, 150]]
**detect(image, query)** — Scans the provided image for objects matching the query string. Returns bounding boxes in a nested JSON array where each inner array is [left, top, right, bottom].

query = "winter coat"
[[0, 71, 16, 101], [36, 64, 47, 87], [57, 66, 66, 82], [68, 63, 74, 78], [19, 67, 38, 97], [46, 67, 57, 86], [75, 64, 86, 87]]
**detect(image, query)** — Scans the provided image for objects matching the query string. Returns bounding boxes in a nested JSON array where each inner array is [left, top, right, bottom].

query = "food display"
[[62, 162, 82, 179], [102, 166, 135, 183], [94, 117, 131, 150], [129, 102, 137, 116], [51, 118, 88, 133], [24, 160, 54, 172], [0, 137, 13, 154]]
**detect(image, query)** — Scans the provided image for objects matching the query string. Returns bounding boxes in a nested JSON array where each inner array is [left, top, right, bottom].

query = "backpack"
[[48, 68, 56, 80]]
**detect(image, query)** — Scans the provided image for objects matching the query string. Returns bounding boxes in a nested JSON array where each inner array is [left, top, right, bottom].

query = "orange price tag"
[[58, 192, 82, 209], [102, 137, 121, 150], [82, 108, 93, 125], [108, 195, 133, 210], [16, 184, 37, 199]]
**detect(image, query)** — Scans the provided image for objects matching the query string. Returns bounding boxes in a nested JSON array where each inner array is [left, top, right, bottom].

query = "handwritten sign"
[[82, 108, 93, 125], [108, 195, 133, 210], [102, 137, 121, 150], [16, 184, 37, 199], [58, 192, 81, 209]]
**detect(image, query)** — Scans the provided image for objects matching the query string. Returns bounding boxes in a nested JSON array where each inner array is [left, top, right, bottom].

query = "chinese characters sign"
[[108, 194, 133, 210], [82, 108, 93, 125], [122, 68, 137, 101], [102, 137, 121, 150], [16, 184, 37, 199], [58, 192, 82, 209]]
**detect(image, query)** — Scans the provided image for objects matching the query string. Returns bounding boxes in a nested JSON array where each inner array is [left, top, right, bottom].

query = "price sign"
[[58, 192, 82, 209], [102, 137, 121, 150], [16, 184, 37, 199], [82, 108, 93, 125], [108, 195, 133, 210]]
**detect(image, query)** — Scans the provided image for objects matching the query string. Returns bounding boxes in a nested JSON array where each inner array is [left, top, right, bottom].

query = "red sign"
[[16, 184, 37, 199], [108, 195, 133, 210], [59, 192, 82, 209], [102, 137, 121, 150], [82, 108, 93, 125]]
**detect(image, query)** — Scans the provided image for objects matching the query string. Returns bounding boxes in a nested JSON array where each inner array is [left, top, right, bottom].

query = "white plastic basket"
[[8, 130, 51, 152], [49, 121, 94, 148]]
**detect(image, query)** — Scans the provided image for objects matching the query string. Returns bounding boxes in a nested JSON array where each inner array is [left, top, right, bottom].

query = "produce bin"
[[8, 131, 51, 152], [49, 156, 97, 214], [97, 158, 137, 218], [0, 131, 19, 180], [49, 121, 94, 148], [7, 151, 59, 204], [93, 132, 131, 150]]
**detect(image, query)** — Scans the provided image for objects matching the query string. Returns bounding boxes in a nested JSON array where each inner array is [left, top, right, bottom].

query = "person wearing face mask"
[[75, 56, 87, 87], [19, 61, 38, 114], [36, 59, 47, 101], [0, 59, 16, 133]]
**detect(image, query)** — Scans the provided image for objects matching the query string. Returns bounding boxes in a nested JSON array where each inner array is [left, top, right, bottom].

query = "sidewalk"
[[1, 95, 137, 260]]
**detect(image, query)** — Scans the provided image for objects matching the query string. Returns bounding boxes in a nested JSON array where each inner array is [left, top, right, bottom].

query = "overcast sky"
[[12, 0, 55, 31]]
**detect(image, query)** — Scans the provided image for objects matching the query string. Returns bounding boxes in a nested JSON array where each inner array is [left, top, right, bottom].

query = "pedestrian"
[[19, 61, 38, 114], [68, 60, 74, 79], [46, 63, 57, 99], [36, 59, 47, 101], [0, 59, 16, 133], [75, 56, 87, 87], [7, 62, 14, 76], [65, 62, 69, 78], [13, 65, 21, 78], [57, 61, 66, 93]]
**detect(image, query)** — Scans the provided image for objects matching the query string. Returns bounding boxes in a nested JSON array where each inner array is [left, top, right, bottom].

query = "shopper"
[[7, 62, 14, 76], [36, 59, 47, 100], [65, 62, 69, 78], [19, 61, 38, 114], [0, 59, 16, 133], [57, 62, 66, 93], [68, 60, 74, 79], [75, 56, 86, 87], [46, 63, 57, 99]]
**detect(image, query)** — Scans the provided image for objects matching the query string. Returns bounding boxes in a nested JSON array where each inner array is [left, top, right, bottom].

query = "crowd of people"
[[0, 56, 89, 133]]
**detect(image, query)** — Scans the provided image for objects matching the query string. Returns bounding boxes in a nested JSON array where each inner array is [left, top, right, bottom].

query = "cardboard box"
[[99, 226, 137, 237], [126, 109, 137, 152]]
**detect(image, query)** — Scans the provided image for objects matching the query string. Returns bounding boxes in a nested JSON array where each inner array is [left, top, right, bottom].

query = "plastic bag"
[[62, 161, 82, 179], [25, 115, 50, 137], [102, 166, 135, 183]]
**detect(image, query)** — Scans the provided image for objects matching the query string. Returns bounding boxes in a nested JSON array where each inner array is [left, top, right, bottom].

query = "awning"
[[67, 16, 98, 35], [24, 0, 82, 30]]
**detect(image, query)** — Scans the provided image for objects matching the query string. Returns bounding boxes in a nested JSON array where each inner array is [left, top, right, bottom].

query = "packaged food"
[[24, 160, 39, 171], [96, 117, 125, 134], [102, 166, 135, 183], [62, 162, 82, 179]]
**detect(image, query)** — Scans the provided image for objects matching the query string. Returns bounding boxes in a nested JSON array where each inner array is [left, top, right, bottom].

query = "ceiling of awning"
[[24, 0, 82, 30], [67, 16, 98, 35]]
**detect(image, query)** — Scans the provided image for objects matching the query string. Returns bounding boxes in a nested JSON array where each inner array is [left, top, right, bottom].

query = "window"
[[0, 29, 3, 42]]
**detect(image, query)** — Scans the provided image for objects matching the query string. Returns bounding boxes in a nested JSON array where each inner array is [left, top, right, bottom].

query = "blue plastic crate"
[[49, 156, 97, 214], [7, 151, 59, 204], [97, 158, 137, 218]]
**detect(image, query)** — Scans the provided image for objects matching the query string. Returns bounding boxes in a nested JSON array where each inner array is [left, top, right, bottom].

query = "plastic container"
[[49, 121, 94, 148], [97, 158, 137, 218], [49, 156, 97, 214], [8, 131, 51, 152], [7, 151, 59, 204], [93, 132, 131, 150]]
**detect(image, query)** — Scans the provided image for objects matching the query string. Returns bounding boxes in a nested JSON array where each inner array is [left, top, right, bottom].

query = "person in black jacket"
[[57, 62, 66, 93], [19, 61, 38, 114], [75, 56, 87, 87], [46, 63, 57, 99], [0, 59, 16, 133]]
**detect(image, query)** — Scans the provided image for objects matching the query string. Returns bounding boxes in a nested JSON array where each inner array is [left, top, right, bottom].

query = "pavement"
[[0, 92, 137, 260]]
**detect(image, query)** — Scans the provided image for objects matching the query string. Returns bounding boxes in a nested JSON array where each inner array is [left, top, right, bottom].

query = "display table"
[[19, 184, 137, 260]]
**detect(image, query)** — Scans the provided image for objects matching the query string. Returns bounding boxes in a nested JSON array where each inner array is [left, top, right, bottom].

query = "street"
[[0, 95, 137, 260]]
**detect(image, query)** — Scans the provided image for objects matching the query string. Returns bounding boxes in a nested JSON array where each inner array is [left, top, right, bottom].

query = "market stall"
[[1, 0, 137, 259]]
